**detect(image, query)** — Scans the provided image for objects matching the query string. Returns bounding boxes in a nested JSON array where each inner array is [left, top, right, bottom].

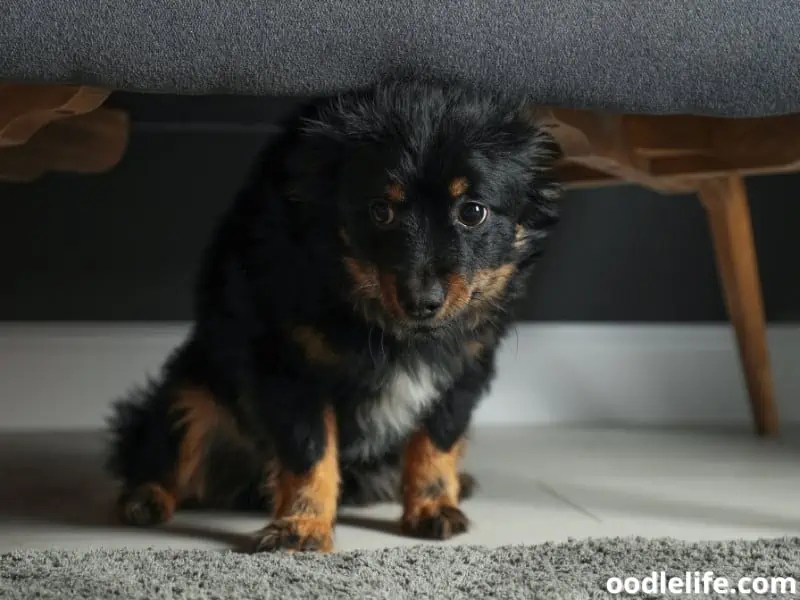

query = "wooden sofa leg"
[[697, 176, 779, 437]]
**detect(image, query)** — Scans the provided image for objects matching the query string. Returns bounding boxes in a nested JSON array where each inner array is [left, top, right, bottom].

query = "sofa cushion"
[[1, 0, 799, 116]]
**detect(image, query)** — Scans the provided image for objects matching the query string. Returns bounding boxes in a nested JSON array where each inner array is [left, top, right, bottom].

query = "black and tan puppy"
[[107, 80, 562, 553]]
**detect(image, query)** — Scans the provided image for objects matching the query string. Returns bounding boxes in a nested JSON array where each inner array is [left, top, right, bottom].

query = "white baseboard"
[[1, 322, 799, 431]]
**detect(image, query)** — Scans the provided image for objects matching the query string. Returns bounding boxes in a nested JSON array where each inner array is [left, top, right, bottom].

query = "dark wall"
[[1, 93, 800, 323]]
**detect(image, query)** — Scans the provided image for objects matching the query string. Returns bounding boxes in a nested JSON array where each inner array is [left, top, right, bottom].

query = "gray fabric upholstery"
[[1, 1, 799, 115]]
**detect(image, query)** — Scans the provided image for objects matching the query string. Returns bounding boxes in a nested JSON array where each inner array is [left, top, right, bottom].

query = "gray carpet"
[[2, 538, 800, 599], [1, 1, 800, 116]]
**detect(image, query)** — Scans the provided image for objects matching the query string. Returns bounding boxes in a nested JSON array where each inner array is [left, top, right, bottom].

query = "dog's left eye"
[[457, 202, 489, 227], [370, 201, 395, 226]]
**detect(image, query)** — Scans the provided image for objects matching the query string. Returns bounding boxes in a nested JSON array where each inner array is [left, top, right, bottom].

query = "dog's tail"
[[105, 367, 270, 513], [105, 376, 179, 490]]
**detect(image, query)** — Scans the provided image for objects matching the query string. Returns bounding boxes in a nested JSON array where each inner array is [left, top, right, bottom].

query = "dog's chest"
[[340, 360, 449, 462]]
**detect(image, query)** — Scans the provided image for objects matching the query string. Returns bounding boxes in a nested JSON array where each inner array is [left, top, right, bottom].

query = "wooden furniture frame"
[[0, 84, 128, 181], [543, 109, 800, 437], [2, 84, 796, 436]]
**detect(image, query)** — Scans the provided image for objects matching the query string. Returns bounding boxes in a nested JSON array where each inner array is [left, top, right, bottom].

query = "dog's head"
[[287, 81, 561, 337]]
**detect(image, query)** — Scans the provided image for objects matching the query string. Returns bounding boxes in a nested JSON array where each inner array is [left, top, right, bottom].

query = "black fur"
[[107, 79, 561, 530]]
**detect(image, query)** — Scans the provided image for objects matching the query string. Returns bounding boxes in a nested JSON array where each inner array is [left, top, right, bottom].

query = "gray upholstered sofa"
[[1, 1, 799, 115]]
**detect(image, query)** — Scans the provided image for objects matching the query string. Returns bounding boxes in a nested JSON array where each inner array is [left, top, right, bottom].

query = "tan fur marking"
[[338, 227, 351, 247], [402, 431, 465, 522], [265, 406, 340, 552], [386, 183, 406, 203], [472, 263, 517, 302], [448, 177, 469, 198], [291, 326, 340, 366], [438, 265, 518, 322], [171, 387, 225, 499], [466, 340, 484, 359], [142, 482, 176, 511], [343, 257, 380, 299], [379, 272, 405, 317], [439, 273, 472, 320], [513, 224, 527, 250]]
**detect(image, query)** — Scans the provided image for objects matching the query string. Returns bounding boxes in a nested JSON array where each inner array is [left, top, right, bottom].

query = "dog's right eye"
[[369, 201, 395, 226], [457, 202, 489, 228]]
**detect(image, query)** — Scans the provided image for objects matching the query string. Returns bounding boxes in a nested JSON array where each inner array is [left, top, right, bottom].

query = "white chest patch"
[[345, 361, 445, 462]]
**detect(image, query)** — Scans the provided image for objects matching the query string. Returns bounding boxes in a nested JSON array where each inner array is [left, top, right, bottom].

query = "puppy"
[[106, 79, 562, 553]]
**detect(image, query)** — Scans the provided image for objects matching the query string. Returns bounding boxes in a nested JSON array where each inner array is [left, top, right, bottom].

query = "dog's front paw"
[[402, 504, 469, 540], [254, 517, 334, 553], [117, 483, 176, 527]]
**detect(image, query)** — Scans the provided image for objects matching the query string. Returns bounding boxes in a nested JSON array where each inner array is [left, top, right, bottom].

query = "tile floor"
[[1, 426, 799, 552]]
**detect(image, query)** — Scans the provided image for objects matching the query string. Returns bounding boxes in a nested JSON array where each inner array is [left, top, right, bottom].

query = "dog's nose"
[[403, 280, 445, 320]]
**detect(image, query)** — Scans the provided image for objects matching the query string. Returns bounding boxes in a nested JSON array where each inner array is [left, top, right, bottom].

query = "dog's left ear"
[[519, 107, 562, 212], [518, 106, 564, 175], [513, 107, 563, 266]]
